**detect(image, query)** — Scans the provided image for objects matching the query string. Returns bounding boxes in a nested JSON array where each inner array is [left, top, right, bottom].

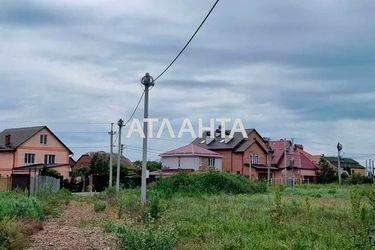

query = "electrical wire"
[[123, 90, 145, 127], [153, 0, 220, 83]]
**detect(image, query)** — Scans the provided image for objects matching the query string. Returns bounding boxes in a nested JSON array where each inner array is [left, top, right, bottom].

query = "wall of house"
[[241, 142, 268, 177], [14, 128, 70, 169], [199, 157, 222, 171], [161, 156, 200, 171], [51, 165, 71, 180], [351, 168, 365, 176], [0, 152, 14, 177], [248, 130, 267, 150], [216, 150, 233, 172], [300, 169, 317, 177], [232, 153, 243, 174]]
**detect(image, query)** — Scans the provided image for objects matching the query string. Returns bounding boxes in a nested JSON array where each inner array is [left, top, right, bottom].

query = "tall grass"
[[0, 191, 43, 220], [152, 172, 267, 197]]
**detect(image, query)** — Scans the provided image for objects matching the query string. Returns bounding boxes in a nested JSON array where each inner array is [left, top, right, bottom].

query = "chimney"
[[215, 125, 221, 137], [5, 135, 11, 147]]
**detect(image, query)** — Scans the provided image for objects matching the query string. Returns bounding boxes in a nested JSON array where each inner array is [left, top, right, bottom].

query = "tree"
[[90, 152, 109, 176], [40, 166, 61, 179], [133, 160, 162, 172], [319, 156, 337, 183]]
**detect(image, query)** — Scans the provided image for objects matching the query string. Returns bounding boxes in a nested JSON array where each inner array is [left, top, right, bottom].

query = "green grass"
[[104, 181, 375, 250], [0, 189, 73, 249], [0, 191, 43, 220]]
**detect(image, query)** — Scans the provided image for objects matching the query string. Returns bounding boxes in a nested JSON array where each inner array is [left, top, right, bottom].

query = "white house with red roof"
[[160, 144, 222, 171], [269, 139, 320, 183]]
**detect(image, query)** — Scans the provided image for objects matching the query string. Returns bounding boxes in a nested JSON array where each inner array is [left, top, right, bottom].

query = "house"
[[192, 127, 273, 179], [72, 151, 134, 191], [269, 140, 320, 183], [72, 151, 134, 173], [324, 156, 365, 176], [160, 144, 222, 171], [0, 126, 73, 180]]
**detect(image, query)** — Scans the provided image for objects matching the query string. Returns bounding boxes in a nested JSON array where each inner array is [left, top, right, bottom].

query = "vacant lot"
[[1, 172, 375, 249]]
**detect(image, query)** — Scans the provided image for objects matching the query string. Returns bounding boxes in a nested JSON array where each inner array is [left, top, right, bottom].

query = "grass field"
[[1, 172, 375, 249], [97, 173, 375, 250]]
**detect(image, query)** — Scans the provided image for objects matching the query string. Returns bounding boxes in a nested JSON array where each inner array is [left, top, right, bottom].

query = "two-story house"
[[270, 139, 320, 183], [0, 126, 73, 180], [192, 127, 274, 179]]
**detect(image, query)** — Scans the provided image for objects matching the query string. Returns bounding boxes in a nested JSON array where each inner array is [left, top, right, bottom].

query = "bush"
[[0, 217, 26, 250], [152, 172, 267, 197], [117, 223, 176, 250], [345, 174, 373, 185], [93, 200, 107, 212]]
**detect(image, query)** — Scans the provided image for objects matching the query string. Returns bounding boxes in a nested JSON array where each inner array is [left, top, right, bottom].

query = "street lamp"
[[337, 142, 342, 184]]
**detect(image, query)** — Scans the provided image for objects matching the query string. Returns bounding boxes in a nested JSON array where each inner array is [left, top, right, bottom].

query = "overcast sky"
[[1, 0, 374, 164]]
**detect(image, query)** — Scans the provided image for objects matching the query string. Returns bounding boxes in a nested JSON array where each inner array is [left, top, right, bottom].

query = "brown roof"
[[74, 151, 135, 170], [0, 126, 73, 155], [160, 144, 222, 158], [191, 129, 268, 153]]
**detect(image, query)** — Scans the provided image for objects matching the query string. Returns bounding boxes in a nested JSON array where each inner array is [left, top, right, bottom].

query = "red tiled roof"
[[160, 144, 222, 158], [269, 140, 319, 170]]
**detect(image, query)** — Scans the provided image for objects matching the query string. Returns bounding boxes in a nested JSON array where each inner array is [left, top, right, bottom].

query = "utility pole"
[[267, 152, 272, 185], [337, 142, 343, 184], [140, 73, 154, 205], [108, 123, 116, 187], [249, 155, 252, 181], [284, 139, 287, 185], [291, 138, 294, 187], [116, 119, 124, 193]]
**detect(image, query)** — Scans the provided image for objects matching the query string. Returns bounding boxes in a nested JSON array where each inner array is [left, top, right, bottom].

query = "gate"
[[11, 174, 30, 190], [0, 177, 10, 192]]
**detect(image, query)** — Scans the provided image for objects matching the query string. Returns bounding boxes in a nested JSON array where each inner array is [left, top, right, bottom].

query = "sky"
[[0, 0, 374, 165]]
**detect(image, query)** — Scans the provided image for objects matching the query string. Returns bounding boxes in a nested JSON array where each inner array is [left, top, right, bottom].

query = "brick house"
[[270, 139, 320, 183], [0, 126, 73, 180], [192, 128, 274, 179], [72, 151, 134, 173]]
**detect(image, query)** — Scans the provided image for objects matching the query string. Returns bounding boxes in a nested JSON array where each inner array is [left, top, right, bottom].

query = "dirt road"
[[27, 201, 117, 250]]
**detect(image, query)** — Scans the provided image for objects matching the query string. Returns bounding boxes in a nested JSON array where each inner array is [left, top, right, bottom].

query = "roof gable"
[[160, 144, 221, 158], [0, 126, 73, 155], [0, 126, 44, 149]]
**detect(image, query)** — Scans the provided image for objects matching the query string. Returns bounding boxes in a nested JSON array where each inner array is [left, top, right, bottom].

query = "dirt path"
[[27, 200, 117, 250]]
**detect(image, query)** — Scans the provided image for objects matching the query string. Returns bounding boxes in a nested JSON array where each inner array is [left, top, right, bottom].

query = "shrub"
[[147, 197, 161, 220], [0, 217, 26, 250], [117, 190, 143, 220], [345, 174, 373, 185], [93, 200, 107, 212], [116, 223, 176, 250], [152, 172, 267, 197]]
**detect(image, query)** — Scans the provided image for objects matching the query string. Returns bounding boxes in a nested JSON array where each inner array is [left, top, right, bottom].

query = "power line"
[[123, 90, 145, 127], [0, 120, 110, 125], [153, 0, 220, 82]]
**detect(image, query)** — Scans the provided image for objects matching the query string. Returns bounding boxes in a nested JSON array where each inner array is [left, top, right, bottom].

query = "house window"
[[208, 158, 215, 167], [251, 154, 259, 165], [40, 134, 48, 144], [24, 153, 35, 164], [5, 135, 10, 146], [44, 154, 55, 164]]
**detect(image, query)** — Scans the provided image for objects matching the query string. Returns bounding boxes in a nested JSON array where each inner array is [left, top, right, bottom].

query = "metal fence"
[[0, 177, 10, 192], [29, 175, 60, 196], [272, 178, 310, 185]]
